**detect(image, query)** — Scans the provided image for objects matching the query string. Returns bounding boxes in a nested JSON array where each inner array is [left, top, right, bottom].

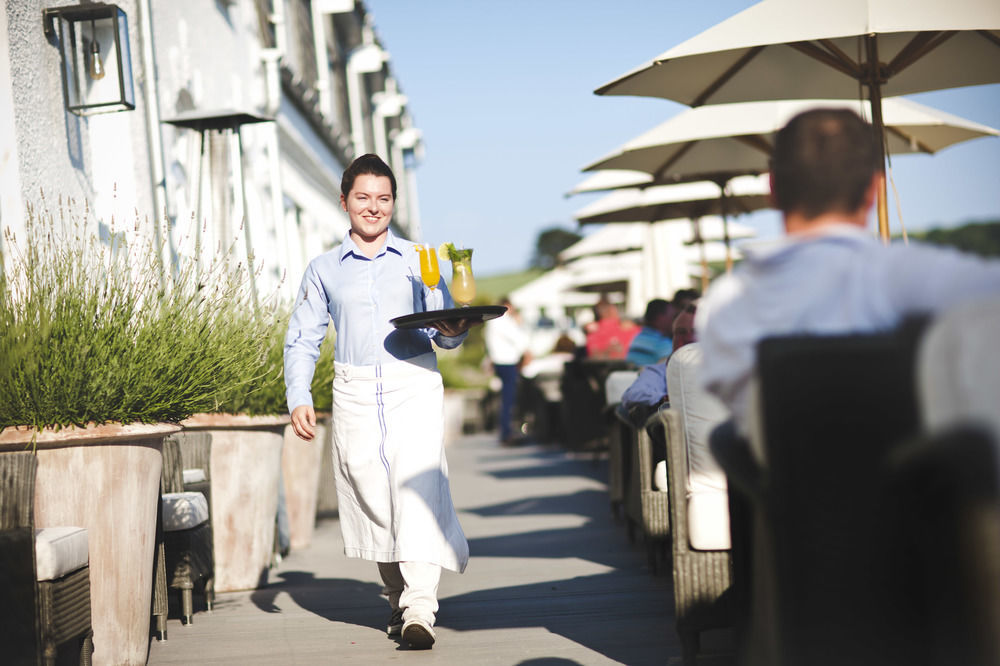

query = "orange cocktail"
[[416, 244, 440, 290]]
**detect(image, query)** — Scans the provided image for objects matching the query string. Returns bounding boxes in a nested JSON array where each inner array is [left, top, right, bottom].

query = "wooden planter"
[[281, 417, 327, 551], [0, 422, 180, 666], [181, 414, 288, 592]]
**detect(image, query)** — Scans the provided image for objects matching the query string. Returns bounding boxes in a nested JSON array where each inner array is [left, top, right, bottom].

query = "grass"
[[0, 198, 276, 430]]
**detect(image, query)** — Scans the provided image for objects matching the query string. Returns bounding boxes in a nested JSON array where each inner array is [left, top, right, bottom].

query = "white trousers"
[[377, 561, 441, 626]]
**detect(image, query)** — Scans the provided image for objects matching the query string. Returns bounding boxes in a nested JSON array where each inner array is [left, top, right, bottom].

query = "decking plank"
[[147, 433, 681, 665]]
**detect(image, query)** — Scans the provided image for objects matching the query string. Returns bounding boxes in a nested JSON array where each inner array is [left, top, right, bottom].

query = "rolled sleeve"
[[284, 264, 330, 413]]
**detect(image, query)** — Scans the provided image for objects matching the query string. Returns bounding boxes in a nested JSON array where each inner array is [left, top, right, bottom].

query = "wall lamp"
[[43, 3, 135, 114]]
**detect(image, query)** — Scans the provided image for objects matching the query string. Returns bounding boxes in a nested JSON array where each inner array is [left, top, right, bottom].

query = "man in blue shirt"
[[696, 109, 1000, 434], [625, 298, 674, 366]]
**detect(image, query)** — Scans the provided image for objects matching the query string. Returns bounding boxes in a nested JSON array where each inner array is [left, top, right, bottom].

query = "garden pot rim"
[[0, 422, 181, 450], [181, 413, 291, 431]]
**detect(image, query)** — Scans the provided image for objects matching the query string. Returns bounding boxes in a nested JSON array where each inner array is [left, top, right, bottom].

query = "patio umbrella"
[[573, 175, 770, 291], [583, 97, 999, 185], [594, 0, 1000, 239], [566, 170, 653, 196]]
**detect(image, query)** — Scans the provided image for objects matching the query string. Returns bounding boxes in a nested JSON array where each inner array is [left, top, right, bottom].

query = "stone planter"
[[0, 422, 180, 666], [315, 415, 339, 518], [281, 416, 327, 550], [180, 414, 288, 592]]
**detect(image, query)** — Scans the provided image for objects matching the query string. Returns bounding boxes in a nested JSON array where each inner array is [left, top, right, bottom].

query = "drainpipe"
[[137, 0, 171, 282], [371, 77, 405, 161], [310, 1, 355, 119], [392, 125, 422, 241], [345, 38, 387, 157], [264, 0, 288, 298]]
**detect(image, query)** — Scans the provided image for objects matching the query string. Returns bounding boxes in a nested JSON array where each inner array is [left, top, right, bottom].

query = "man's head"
[[771, 109, 882, 224], [672, 302, 697, 352], [643, 298, 672, 334]]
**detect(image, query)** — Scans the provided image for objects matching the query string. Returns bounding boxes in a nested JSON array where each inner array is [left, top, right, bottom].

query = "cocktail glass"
[[417, 244, 440, 290], [451, 255, 476, 306]]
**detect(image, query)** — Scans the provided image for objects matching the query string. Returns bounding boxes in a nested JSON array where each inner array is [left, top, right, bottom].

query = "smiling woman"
[[282, 153, 482, 649], [339, 154, 397, 254]]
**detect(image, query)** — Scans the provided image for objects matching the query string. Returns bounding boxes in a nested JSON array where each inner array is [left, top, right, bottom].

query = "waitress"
[[284, 154, 471, 650]]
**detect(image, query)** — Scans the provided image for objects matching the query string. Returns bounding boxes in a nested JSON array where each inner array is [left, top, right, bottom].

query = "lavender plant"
[[0, 198, 276, 429]]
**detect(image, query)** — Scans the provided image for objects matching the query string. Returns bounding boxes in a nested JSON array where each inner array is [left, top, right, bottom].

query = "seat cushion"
[[182, 467, 207, 485], [34, 527, 89, 581], [162, 492, 210, 532], [687, 490, 732, 551], [653, 460, 668, 491], [667, 344, 730, 494], [667, 344, 733, 552], [606, 369, 641, 405]]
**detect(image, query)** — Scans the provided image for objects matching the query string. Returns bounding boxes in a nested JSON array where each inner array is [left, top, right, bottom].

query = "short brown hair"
[[341, 153, 397, 200], [771, 109, 881, 219]]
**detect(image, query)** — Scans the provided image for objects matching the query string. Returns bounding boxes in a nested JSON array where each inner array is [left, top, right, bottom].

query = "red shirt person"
[[585, 300, 639, 360]]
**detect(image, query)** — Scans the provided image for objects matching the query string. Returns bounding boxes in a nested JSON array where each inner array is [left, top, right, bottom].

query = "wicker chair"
[[604, 369, 640, 520], [0, 452, 93, 665], [644, 344, 734, 663], [735, 324, 928, 666], [153, 432, 214, 639]]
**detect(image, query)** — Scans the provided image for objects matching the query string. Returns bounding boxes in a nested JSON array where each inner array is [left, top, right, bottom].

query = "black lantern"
[[43, 3, 135, 114]]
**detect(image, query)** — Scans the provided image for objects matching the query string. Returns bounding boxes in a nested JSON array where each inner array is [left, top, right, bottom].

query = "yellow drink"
[[451, 258, 476, 306], [417, 245, 440, 290]]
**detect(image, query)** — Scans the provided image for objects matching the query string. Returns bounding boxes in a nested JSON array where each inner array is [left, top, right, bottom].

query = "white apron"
[[331, 352, 469, 573]]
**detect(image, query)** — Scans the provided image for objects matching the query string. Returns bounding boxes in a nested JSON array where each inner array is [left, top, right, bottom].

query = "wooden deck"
[[146, 432, 691, 665]]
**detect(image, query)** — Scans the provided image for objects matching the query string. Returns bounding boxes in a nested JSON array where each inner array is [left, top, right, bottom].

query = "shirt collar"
[[742, 223, 875, 264], [339, 228, 404, 262]]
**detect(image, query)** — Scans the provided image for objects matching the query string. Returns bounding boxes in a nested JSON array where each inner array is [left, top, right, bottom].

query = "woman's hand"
[[430, 318, 475, 336], [291, 404, 316, 441]]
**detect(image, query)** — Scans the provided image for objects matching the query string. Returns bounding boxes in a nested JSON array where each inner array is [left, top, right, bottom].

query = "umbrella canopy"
[[573, 175, 770, 225], [595, 0, 1000, 238], [566, 170, 653, 196], [596, 0, 1000, 103], [573, 176, 768, 291], [582, 97, 1000, 183], [559, 217, 754, 262]]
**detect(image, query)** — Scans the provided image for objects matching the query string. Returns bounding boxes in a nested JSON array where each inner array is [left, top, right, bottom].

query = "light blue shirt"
[[696, 223, 1000, 432], [284, 229, 466, 412], [625, 327, 673, 365]]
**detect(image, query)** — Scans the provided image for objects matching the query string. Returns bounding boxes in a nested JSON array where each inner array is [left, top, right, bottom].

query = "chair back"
[[753, 322, 927, 666], [908, 297, 1000, 666], [0, 452, 40, 662]]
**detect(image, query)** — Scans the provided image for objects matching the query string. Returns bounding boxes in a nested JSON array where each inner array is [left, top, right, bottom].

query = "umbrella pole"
[[866, 35, 891, 243], [718, 184, 733, 273], [692, 217, 709, 294]]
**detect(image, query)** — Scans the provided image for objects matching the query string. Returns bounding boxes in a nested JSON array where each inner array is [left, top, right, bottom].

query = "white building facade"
[[1, 0, 423, 301]]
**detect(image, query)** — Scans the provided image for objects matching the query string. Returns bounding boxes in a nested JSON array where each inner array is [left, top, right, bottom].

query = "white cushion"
[[919, 296, 1000, 438], [666, 344, 733, 551], [162, 492, 210, 532], [653, 460, 668, 491], [182, 467, 207, 485], [687, 491, 732, 551], [34, 527, 89, 581], [667, 344, 730, 494], [605, 370, 640, 405]]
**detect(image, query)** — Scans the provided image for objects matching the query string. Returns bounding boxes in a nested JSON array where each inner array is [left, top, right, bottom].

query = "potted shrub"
[[0, 201, 271, 665], [180, 311, 334, 588]]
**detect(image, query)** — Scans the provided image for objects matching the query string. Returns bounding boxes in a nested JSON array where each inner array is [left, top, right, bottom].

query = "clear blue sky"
[[365, 0, 1000, 277]]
